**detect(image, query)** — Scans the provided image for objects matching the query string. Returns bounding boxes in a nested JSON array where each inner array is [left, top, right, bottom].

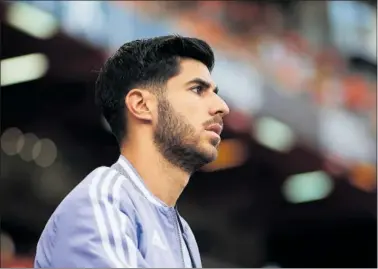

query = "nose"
[[210, 95, 230, 117]]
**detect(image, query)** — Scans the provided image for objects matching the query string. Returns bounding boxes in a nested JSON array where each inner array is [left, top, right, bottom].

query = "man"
[[34, 35, 229, 268]]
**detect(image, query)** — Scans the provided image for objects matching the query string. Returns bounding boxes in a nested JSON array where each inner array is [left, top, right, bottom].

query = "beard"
[[153, 97, 217, 174]]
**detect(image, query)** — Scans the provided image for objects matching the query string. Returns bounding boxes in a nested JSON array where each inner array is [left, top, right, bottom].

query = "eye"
[[190, 85, 205, 95]]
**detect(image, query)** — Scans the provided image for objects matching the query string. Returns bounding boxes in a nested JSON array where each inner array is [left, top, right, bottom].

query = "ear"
[[125, 89, 154, 122]]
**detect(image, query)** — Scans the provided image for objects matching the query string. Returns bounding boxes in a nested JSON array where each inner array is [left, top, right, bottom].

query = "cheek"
[[168, 95, 206, 133], [183, 107, 204, 132], [175, 96, 199, 112]]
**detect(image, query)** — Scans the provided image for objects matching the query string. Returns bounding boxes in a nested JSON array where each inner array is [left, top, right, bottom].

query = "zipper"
[[170, 208, 185, 268]]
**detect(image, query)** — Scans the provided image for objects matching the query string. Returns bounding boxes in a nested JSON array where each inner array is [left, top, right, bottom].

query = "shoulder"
[[35, 165, 130, 266], [178, 213, 199, 248], [178, 213, 202, 264], [47, 165, 139, 231], [36, 165, 145, 267], [42, 166, 137, 237], [178, 214, 195, 236]]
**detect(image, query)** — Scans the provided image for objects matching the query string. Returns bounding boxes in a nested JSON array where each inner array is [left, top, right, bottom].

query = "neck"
[[120, 139, 190, 207]]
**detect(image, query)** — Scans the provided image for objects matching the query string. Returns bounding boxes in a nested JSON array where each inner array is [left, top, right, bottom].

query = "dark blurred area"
[[0, 1, 376, 267]]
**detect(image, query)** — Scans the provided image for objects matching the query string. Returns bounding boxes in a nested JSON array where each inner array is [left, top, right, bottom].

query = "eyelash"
[[191, 85, 205, 94]]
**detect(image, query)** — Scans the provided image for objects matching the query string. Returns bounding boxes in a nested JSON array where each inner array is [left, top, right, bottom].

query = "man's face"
[[153, 58, 230, 173]]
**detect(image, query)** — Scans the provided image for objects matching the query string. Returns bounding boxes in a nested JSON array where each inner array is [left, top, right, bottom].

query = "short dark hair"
[[95, 35, 215, 144]]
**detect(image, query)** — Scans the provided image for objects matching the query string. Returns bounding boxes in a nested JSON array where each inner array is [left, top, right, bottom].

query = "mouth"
[[205, 123, 223, 136]]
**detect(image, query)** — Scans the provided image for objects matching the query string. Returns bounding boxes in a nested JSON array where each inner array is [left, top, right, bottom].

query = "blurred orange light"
[[201, 139, 248, 172], [349, 163, 376, 192]]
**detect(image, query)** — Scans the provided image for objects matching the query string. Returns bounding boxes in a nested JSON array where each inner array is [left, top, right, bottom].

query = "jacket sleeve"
[[45, 168, 148, 268]]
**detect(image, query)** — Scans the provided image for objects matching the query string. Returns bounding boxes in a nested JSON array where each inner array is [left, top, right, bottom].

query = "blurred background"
[[0, 0, 377, 267]]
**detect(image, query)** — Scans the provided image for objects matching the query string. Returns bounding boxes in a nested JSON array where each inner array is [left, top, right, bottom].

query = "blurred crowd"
[[130, 1, 376, 130]]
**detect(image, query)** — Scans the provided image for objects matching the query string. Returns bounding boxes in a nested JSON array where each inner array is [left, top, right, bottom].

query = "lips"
[[205, 123, 223, 135]]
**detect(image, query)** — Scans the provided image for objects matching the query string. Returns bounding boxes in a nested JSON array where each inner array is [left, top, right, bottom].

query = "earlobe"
[[125, 89, 153, 121]]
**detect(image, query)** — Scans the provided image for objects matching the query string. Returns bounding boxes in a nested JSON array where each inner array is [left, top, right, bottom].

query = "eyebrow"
[[185, 78, 219, 94]]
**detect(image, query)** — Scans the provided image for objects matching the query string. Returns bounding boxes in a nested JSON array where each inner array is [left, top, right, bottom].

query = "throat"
[[151, 160, 190, 207], [121, 148, 190, 207]]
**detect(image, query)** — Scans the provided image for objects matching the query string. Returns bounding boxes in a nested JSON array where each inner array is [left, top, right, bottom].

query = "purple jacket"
[[34, 156, 201, 268]]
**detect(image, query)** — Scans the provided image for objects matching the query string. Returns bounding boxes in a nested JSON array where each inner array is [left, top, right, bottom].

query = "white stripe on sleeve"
[[89, 168, 126, 268], [112, 176, 138, 267]]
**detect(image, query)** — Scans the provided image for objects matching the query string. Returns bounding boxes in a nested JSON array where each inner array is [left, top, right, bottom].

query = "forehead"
[[166, 58, 215, 88]]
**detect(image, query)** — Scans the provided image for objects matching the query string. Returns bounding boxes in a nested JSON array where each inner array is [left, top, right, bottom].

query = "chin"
[[208, 151, 218, 162], [200, 143, 219, 162]]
